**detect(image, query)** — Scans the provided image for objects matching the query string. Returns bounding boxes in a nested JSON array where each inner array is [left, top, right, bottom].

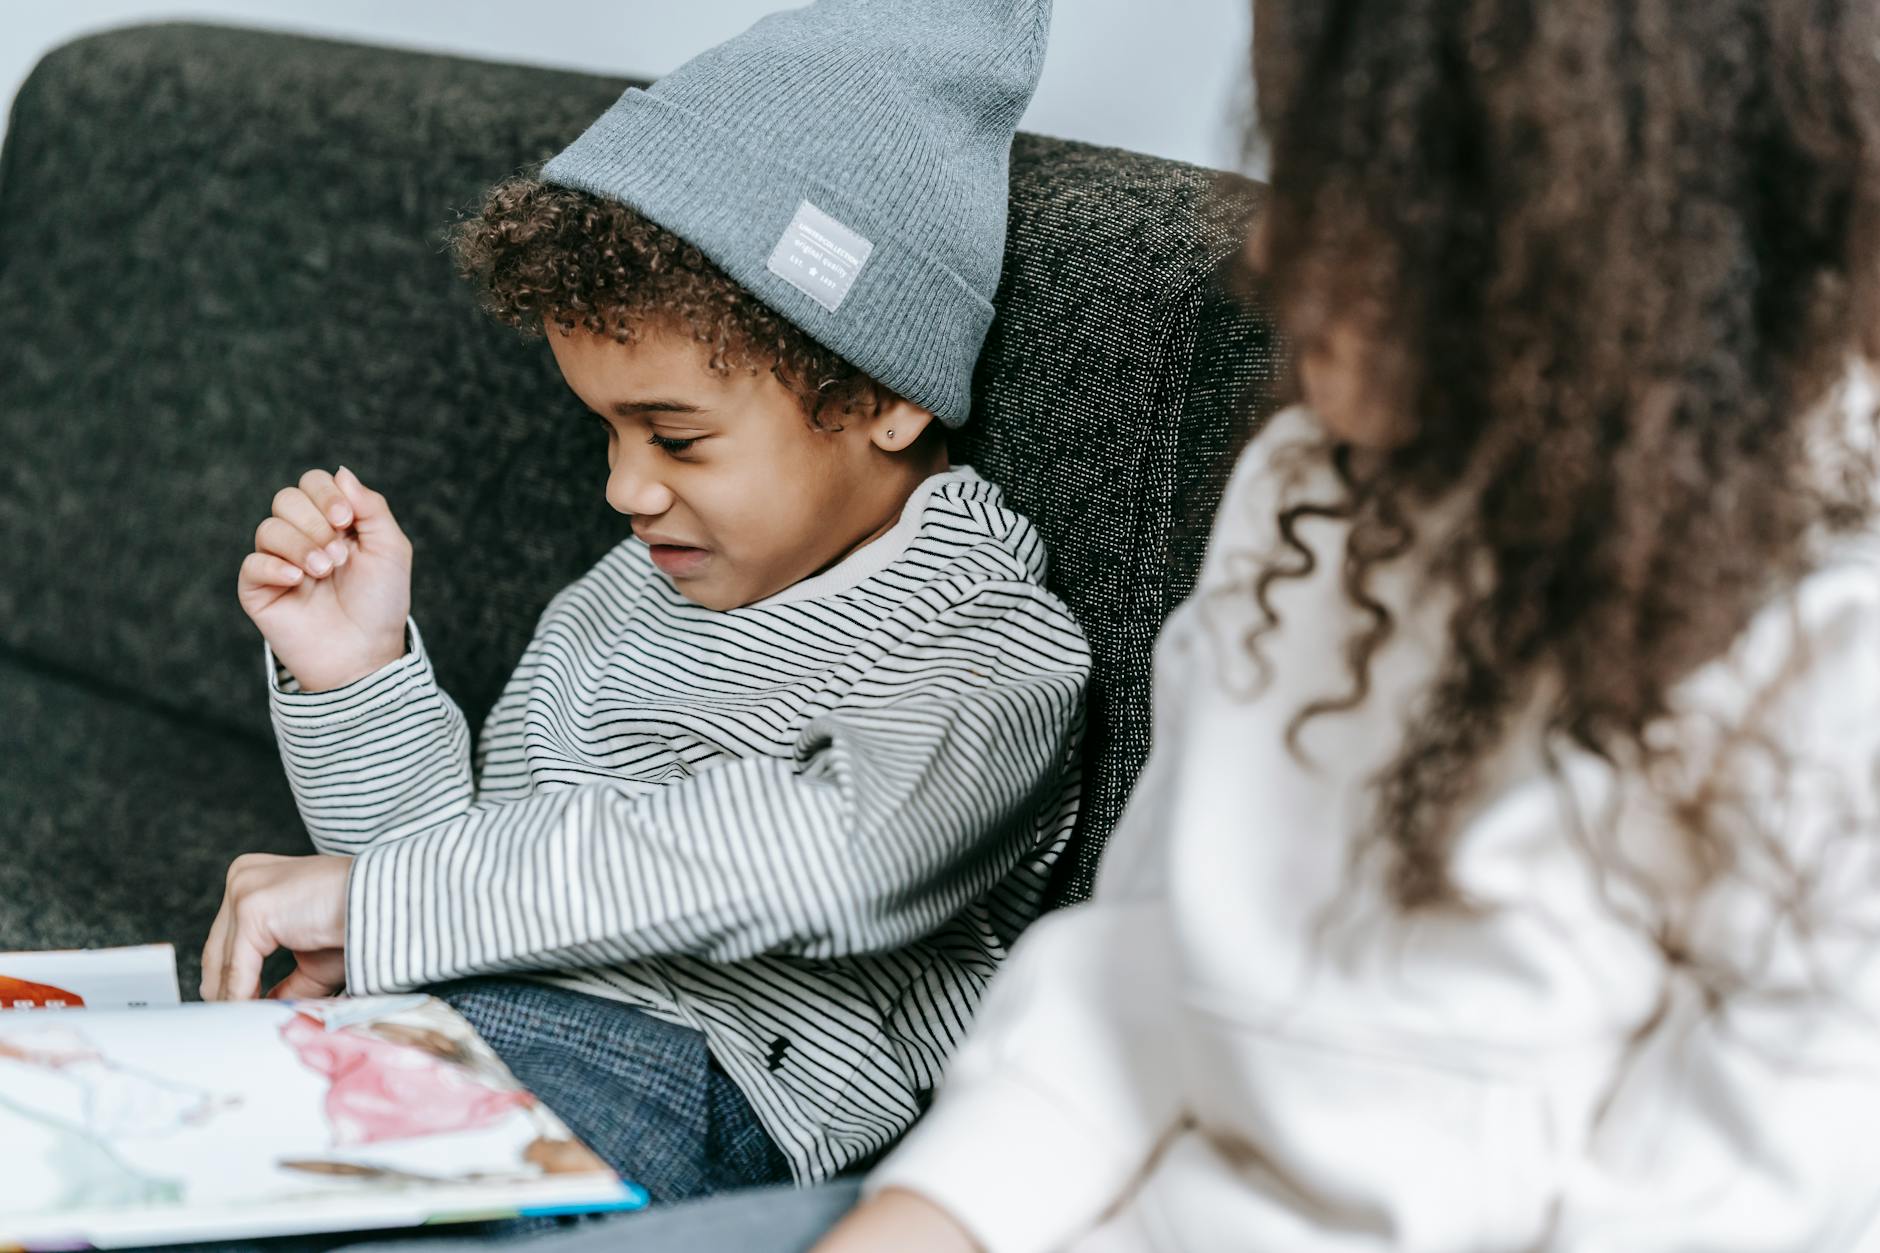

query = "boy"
[[200, 0, 1087, 1202]]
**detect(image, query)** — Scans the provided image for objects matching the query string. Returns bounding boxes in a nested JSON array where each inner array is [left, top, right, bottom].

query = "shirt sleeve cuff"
[[345, 812, 506, 995], [265, 619, 428, 727], [866, 1068, 1140, 1253]]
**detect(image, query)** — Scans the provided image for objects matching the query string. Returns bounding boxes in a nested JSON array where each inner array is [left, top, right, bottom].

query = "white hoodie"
[[869, 396, 1880, 1252]]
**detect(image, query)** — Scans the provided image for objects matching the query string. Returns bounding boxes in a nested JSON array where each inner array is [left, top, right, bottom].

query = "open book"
[[1, 945, 647, 1249]]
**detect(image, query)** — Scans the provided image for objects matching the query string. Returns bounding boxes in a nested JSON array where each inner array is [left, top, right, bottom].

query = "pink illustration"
[[280, 1011, 535, 1145]]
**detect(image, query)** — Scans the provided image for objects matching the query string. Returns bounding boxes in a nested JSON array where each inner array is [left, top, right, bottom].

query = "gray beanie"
[[540, 0, 1051, 427]]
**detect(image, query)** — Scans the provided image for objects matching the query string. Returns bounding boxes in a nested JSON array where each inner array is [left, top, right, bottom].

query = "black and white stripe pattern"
[[267, 469, 1090, 1181]]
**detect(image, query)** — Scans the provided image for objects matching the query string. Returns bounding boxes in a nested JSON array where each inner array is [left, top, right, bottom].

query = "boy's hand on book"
[[238, 467, 412, 692], [201, 852, 352, 1002]]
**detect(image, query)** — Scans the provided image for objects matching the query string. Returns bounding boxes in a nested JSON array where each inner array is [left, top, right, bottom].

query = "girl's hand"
[[237, 467, 413, 692], [200, 853, 353, 1001], [811, 1189, 981, 1253]]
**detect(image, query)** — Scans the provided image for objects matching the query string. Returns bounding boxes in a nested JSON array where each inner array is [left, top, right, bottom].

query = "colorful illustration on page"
[[277, 998, 608, 1183], [0, 974, 85, 1009], [2, 1021, 239, 1214]]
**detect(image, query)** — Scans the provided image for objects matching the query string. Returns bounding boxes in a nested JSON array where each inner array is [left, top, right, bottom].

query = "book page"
[[0, 943, 181, 1009], [0, 995, 645, 1248]]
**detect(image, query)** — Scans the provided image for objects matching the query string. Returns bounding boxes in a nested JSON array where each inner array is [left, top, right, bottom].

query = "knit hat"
[[540, 0, 1051, 427]]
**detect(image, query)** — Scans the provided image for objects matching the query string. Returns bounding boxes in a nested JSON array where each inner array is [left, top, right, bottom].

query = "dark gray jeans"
[[434, 976, 793, 1203]]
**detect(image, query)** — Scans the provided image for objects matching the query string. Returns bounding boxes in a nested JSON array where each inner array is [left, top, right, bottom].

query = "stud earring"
[[887, 429, 896, 439]]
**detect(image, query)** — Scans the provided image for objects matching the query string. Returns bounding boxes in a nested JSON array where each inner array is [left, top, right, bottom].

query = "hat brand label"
[[767, 200, 873, 313]]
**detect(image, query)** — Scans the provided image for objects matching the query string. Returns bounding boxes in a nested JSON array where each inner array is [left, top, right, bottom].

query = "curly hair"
[[448, 174, 888, 428], [1246, 0, 1880, 989]]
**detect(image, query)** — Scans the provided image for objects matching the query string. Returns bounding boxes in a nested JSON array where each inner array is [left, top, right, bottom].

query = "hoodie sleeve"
[[862, 895, 1188, 1253], [267, 618, 477, 856]]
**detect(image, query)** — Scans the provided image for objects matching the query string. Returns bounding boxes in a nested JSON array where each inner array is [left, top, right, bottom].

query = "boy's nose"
[[606, 455, 676, 517]]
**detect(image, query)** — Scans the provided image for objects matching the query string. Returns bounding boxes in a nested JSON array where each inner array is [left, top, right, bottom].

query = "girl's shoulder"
[[1185, 405, 1337, 601], [1679, 530, 1880, 755]]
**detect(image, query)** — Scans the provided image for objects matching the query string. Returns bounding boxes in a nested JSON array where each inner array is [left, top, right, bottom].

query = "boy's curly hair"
[[1247, 0, 1880, 1000], [449, 175, 888, 428]]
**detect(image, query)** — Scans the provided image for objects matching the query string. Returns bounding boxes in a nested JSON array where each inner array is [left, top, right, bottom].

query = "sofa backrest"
[[0, 23, 1279, 904]]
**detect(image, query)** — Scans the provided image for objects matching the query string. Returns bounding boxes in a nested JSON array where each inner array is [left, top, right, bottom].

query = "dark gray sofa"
[[0, 23, 1278, 996]]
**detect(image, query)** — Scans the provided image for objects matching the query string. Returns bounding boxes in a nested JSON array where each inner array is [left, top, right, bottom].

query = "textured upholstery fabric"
[[0, 658, 307, 996], [0, 21, 1279, 969], [960, 154, 1280, 899]]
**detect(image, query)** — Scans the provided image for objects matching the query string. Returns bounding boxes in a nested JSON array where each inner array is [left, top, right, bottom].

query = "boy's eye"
[[647, 434, 698, 455]]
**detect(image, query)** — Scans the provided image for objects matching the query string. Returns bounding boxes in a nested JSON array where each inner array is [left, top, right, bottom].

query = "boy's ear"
[[866, 396, 939, 453]]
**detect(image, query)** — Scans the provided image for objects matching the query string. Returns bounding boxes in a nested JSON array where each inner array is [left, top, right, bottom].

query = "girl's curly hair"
[[1247, 0, 1880, 992], [449, 174, 888, 428]]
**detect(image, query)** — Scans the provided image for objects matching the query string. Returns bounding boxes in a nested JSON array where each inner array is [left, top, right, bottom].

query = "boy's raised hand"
[[239, 467, 412, 692]]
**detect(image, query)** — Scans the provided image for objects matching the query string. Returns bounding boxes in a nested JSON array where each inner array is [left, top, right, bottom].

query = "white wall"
[[1, 1, 1257, 173]]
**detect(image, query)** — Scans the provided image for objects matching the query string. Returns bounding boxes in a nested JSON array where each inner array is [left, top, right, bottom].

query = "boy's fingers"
[[237, 552, 305, 599], [264, 971, 303, 1000], [256, 517, 338, 578], [200, 896, 232, 1000], [273, 486, 340, 551], [298, 469, 353, 530], [221, 920, 267, 1003], [334, 467, 411, 556], [267, 962, 339, 1001]]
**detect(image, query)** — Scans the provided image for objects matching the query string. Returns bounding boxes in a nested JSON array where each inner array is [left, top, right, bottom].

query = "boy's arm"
[[268, 617, 476, 856], [241, 466, 489, 856], [340, 578, 1090, 995]]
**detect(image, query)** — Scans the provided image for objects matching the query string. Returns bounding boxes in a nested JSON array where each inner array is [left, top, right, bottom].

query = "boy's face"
[[547, 324, 942, 610]]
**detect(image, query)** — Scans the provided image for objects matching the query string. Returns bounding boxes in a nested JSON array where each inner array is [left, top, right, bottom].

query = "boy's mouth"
[[646, 542, 711, 578]]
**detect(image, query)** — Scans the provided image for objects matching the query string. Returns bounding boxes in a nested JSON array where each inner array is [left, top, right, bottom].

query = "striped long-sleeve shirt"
[[265, 466, 1090, 1181]]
